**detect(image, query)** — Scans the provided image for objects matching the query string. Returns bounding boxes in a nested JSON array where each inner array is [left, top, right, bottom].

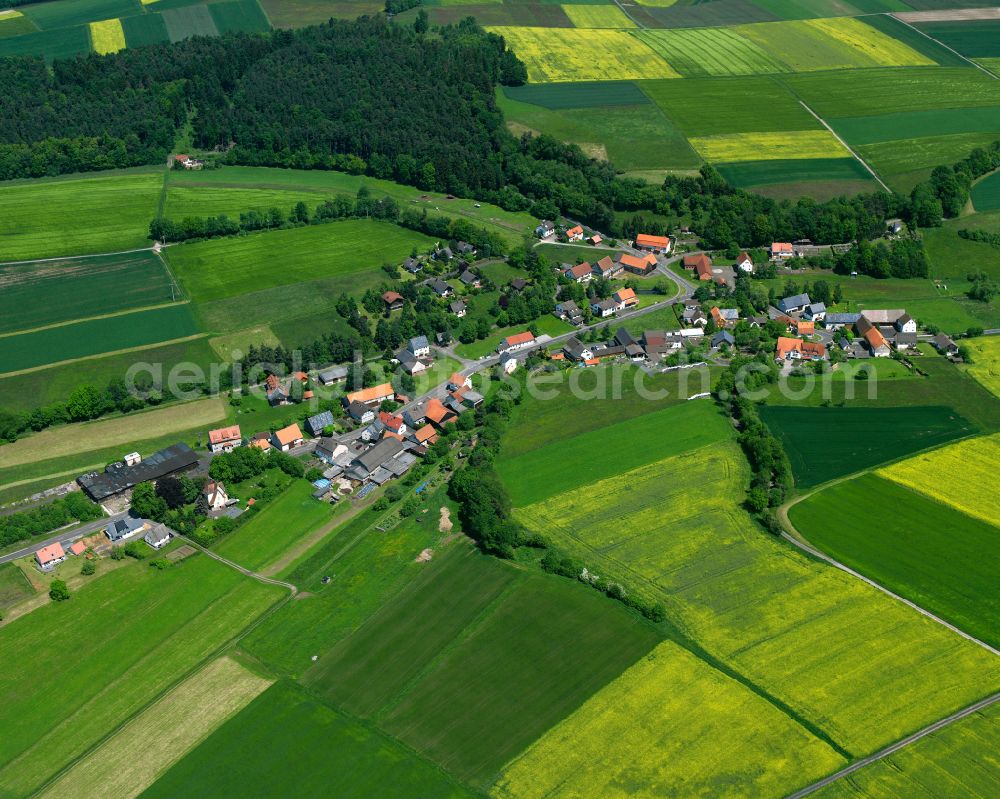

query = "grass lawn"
[[758, 404, 976, 488], [0, 396, 225, 471], [139, 680, 474, 799], [0, 251, 175, 335], [0, 303, 201, 374], [239, 484, 454, 677], [515, 439, 1000, 759], [0, 554, 282, 797], [164, 220, 434, 305], [0, 169, 162, 262], [791, 473, 1000, 649], [309, 545, 661, 787], [453, 315, 572, 359], [498, 399, 730, 506], [0, 562, 34, 613], [965, 334, 1000, 398], [38, 656, 272, 799], [215, 480, 336, 572]]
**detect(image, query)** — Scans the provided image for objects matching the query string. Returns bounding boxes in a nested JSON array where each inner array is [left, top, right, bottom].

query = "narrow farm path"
[[0, 300, 191, 340], [258, 504, 364, 578], [796, 101, 891, 193], [178, 535, 298, 595], [890, 13, 1000, 80], [785, 691, 1000, 799], [0, 245, 157, 268]]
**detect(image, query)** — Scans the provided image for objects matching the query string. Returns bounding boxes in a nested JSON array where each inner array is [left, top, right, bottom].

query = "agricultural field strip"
[[37, 656, 272, 799], [0, 245, 154, 269], [890, 15, 1000, 79], [0, 300, 188, 339], [786, 691, 1000, 799], [796, 98, 891, 191]]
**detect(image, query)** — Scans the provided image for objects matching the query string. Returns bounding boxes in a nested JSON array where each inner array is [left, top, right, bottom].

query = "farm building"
[[207, 425, 242, 454], [272, 424, 304, 452], [79, 444, 199, 503], [318, 365, 348, 385], [35, 542, 66, 571], [497, 331, 535, 354], [614, 287, 638, 309], [593, 256, 621, 279], [933, 333, 960, 356], [777, 293, 812, 315], [105, 515, 147, 544], [306, 410, 336, 437], [617, 252, 657, 276], [346, 383, 394, 407], [776, 337, 826, 362], [683, 254, 713, 281], [635, 233, 671, 253], [824, 312, 860, 330], [425, 397, 458, 428]]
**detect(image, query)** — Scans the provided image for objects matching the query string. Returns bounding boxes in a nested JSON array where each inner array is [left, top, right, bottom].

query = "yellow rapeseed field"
[[89, 18, 126, 55], [493, 641, 846, 799], [805, 17, 935, 68], [965, 335, 1000, 399], [689, 130, 850, 163], [516, 440, 1000, 757], [878, 433, 1000, 528], [561, 5, 637, 29], [38, 657, 271, 799], [486, 27, 678, 82]]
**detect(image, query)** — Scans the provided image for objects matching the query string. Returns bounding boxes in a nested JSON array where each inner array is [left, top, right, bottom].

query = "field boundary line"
[[889, 13, 1000, 79], [611, 0, 645, 29], [179, 535, 298, 595], [785, 691, 1000, 799], [796, 100, 891, 192], [0, 246, 155, 268], [0, 333, 209, 380], [0, 300, 191, 340]]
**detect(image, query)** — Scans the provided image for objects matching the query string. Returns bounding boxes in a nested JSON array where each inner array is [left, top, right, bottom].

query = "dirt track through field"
[[894, 8, 1000, 22]]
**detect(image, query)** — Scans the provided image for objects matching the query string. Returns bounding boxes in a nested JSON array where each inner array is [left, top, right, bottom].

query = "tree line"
[[0, 492, 102, 550]]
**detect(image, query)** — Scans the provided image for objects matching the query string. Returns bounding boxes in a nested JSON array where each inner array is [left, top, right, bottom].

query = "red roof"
[[636, 233, 670, 248], [274, 424, 303, 447], [379, 411, 404, 431], [414, 424, 438, 444], [425, 397, 454, 426], [566, 262, 592, 279], [208, 425, 241, 445], [383, 290, 403, 304], [566, 225, 584, 237], [347, 383, 394, 405], [505, 331, 535, 347], [69, 541, 87, 556], [36, 542, 65, 564]]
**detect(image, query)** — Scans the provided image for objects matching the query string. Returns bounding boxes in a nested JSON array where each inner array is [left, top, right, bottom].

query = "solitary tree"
[[49, 580, 70, 602]]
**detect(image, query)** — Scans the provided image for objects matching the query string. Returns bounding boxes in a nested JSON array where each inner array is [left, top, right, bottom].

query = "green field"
[[0, 562, 33, 612], [498, 399, 730, 505], [758, 404, 975, 488], [502, 80, 650, 109], [562, 4, 635, 28], [20, 0, 138, 29], [791, 472, 1000, 648], [0, 10, 38, 38], [121, 12, 170, 46], [916, 20, 1000, 58], [165, 220, 433, 305], [634, 26, 791, 76], [452, 314, 571, 359], [0, 554, 282, 797], [514, 438, 1000, 758], [0, 23, 89, 59], [833, 105, 1000, 147], [216, 480, 335, 572], [259, 0, 381, 28], [717, 157, 872, 187], [972, 170, 1000, 212], [0, 251, 174, 335], [208, 0, 270, 33], [162, 3, 219, 40], [0, 170, 162, 262], [307, 544, 661, 786], [140, 680, 473, 799], [637, 0, 779, 27], [812, 701, 1000, 799], [924, 221, 1000, 285], [0, 303, 200, 374]]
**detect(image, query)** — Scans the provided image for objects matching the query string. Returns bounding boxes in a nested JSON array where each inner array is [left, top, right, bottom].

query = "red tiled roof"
[[36, 542, 64, 563], [274, 424, 303, 446], [208, 425, 241, 445], [566, 262, 592, 279], [636, 233, 670, 248], [505, 331, 535, 346], [347, 383, 394, 404]]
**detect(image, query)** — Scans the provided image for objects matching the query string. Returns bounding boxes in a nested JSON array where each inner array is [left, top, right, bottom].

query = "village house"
[[456, 241, 476, 257], [497, 331, 535, 354], [272, 423, 304, 452], [306, 410, 336, 437], [396, 348, 431, 375], [775, 337, 827, 362], [712, 330, 735, 350], [408, 335, 431, 358], [449, 300, 467, 318], [424, 397, 458, 428], [411, 424, 438, 447], [591, 298, 618, 318], [318, 365, 348, 386], [564, 337, 594, 362], [264, 374, 288, 406], [344, 400, 376, 425], [500, 354, 518, 374], [203, 481, 233, 511], [535, 220, 555, 239], [207, 425, 242, 453], [794, 319, 815, 336], [804, 302, 827, 322], [458, 269, 481, 289], [771, 242, 795, 261], [383, 291, 405, 312], [616, 252, 657, 276], [824, 312, 860, 330], [69, 541, 87, 557], [563, 262, 593, 283], [429, 278, 453, 298], [448, 372, 471, 391], [105, 515, 147, 544], [379, 411, 407, 437], [635, 233, 671, 254], [555, 299, 584, 325], [565, 224, 584, 242], [735, 251, 753, 273], [614, 287, 638, 310], [682, 302, 707, 327], [173, 154, 204, 170], [860, 324, 891, 357], [683, 253, 714, 281], [403, 257, 423, 274], [144, 525, 171, 550], [434, 245, 453, 261], [593, 255, 622, 280], [346, 383, 395, 407], [861, 309, 917, 333], [36, 542, 66, 571], [710, 307, 738, 328], [250, 432, 272, 452], [933, 333, 960, 356], [510, 278, 528, 293], [588, 234, 602, 246], [777, 293, 812, 315]]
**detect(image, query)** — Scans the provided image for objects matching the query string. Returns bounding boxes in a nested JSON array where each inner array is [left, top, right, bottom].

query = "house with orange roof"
[[563, 262, 593, 283], [379, 411, 407, 435], [775, 336, 826, 362], [635, 233, 671, 253], [770, 242, 794, 260], [683, 253, 714, 281], [272, 423, 304, 452], [412, 424, 438, 446], [616, 252, 657, 276], [588, 234, 602, 246], [346, 383, 394, 406], [565, 224, 584, 242], [794, 319, 815, 336], [69, 541, 87, 557], [593, 255, 621, 279], [497, 330, 535, 354], [613, 287, 637, 309], [424, 397, 457, 428], [207, 424, 242, 454], [862, 325, 891, 357], [736, 251, 754, 273], [383, 290, 404, 311], [36, 542, 66, 571], [447, 372, 471, 391], [250, 434, 272, 452]]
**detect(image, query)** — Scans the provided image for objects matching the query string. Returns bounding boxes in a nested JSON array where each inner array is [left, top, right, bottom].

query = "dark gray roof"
[[564, 337, 588, 360], [80, 444, 198, 501], [459, 270, 478, 285], [934, 333, 958, 350], [449, 300, 466, 314], [825, 312, 860, 326], [778, 293, 811, 312], [346, 400, 374, 420], [429, 278, 451, 295], [306, 410, 335, 436], [355, 437, 405, 474], [712, 330, 735, 347], [105, 515, 145, 542], [614, 327, 637, 347], [318, 365, 348, 383], [409, 335, 429, 352]]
